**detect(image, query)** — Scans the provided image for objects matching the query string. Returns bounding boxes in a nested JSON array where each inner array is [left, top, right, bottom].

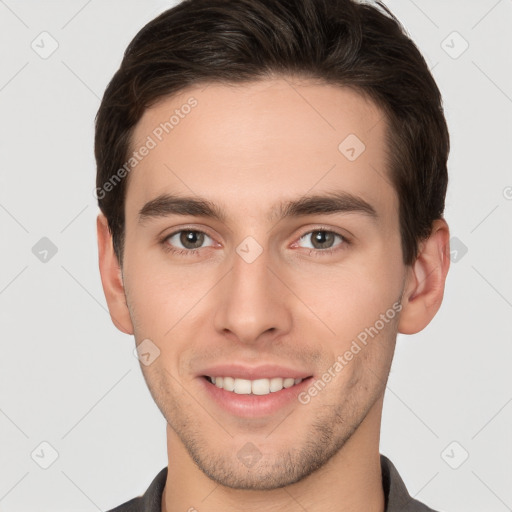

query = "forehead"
[[126, 77, 396, 224]]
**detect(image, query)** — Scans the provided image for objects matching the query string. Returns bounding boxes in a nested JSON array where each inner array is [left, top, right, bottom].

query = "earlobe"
[[398, 219, 450, 335], [96, 213, 134, 335]]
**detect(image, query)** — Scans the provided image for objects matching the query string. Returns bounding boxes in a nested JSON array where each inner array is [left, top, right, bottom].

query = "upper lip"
[[199, 364, 313, 380]]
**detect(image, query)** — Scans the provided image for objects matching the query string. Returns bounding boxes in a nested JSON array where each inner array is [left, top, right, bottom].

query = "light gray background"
[[0, 1, 511, 511]]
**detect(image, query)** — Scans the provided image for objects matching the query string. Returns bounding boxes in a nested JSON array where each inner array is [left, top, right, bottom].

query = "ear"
[[97, 213, 134, 335], [398, 218, 450, 335]]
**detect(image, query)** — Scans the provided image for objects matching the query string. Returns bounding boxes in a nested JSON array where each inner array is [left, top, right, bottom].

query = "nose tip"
[[213, 249, 292, 345]]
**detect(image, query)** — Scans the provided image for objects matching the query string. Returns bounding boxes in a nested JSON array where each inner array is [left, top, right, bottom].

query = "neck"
[[162, 399, 385, 512]]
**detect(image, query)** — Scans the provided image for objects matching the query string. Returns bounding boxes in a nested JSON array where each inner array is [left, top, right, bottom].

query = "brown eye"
[[297, 230, 345, 251], [164, 230, 213, 251], [180, 230, 205, 249]]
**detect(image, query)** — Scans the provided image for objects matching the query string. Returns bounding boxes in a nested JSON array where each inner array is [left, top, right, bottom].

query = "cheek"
[[122, 250, 171, 336], [122, 247, 218, 341], [288, 256, 403, 344]]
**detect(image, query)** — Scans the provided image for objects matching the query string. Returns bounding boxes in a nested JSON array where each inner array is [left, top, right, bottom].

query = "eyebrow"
[[138, 191, 378, 225]]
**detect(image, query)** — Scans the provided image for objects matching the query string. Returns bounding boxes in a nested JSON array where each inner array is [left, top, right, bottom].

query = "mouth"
[[199, 374, 315, 418]]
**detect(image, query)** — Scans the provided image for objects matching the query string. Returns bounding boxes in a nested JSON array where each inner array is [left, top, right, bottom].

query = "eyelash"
[[159, 226, 351, 258]]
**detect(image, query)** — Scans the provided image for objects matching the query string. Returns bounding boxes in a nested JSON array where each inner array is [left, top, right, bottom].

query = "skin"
[[97, 77, 450, 512]]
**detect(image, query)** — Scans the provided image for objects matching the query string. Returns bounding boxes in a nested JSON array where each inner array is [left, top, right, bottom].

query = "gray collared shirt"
[[107, 454, 440, 511]]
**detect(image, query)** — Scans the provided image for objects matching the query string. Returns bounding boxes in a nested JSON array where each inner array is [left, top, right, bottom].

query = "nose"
[[213, 241, 293, 345]]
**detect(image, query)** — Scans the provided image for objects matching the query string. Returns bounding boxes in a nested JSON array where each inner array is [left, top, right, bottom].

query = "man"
[[95, 0, 450, 510]]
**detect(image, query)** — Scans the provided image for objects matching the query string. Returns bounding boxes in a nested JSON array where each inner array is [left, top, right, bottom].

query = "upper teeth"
[[210, 376, 303, 395]]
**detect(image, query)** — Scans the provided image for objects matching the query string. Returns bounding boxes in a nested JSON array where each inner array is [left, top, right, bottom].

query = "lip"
[[198, 375, 314, 418], [197, 363, 313, 380]]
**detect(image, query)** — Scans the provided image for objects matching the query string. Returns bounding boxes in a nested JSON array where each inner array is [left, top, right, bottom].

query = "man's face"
[[122, 77, 407, 490]]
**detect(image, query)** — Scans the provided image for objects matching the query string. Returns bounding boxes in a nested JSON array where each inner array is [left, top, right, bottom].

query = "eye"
[[295, 229, 348, 255], [160, 227, 349, 258], [161, 229, 215, 255]]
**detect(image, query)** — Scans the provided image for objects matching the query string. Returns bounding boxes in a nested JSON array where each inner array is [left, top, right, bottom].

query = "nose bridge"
[[213, 238, 291, 343]]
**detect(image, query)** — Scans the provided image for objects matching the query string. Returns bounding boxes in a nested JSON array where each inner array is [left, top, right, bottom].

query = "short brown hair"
[[95, 0, 449, 266]]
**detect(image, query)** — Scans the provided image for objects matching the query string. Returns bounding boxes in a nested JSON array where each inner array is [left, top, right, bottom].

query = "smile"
[[200, 375, 314, 418], [205, 376, 304, 395]]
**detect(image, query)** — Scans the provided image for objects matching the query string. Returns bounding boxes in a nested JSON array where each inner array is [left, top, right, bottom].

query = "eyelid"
[[162, 224, 216, 240]]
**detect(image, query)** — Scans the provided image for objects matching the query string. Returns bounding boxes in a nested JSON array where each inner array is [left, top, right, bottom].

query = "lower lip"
[[198, 376, 314, 418]]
